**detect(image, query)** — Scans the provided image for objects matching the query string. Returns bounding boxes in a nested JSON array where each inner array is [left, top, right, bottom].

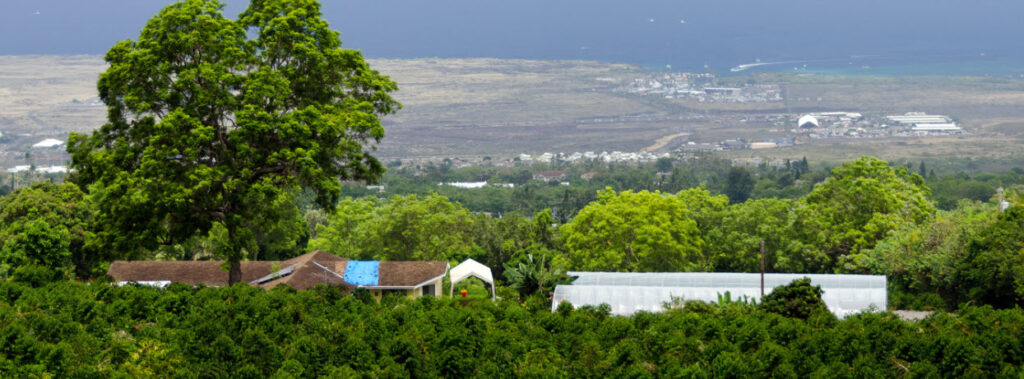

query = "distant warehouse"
[[887, 112, 961, 133], [911, 123, 961, 132]]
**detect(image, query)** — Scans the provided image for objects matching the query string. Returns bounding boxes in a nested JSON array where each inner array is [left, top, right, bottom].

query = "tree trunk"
[[226, 223, 242, 285], [229, 261, 242, 285]]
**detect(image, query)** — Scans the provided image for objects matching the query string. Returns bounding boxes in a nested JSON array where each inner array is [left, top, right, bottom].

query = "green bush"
[[760, 278, 829, 319], [0, 281, 1022, 376]]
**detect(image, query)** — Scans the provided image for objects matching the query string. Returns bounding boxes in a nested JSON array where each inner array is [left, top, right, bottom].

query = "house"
[[533, 170, 567, 182], [107, 250, 449, 299]]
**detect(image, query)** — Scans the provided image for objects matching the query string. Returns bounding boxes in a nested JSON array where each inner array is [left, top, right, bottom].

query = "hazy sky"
[[2, 1, 1021, 70]]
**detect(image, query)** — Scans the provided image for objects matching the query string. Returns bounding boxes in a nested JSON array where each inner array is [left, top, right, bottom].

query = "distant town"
[[0, 110, 964, 176], [619, 72, 782, 103]]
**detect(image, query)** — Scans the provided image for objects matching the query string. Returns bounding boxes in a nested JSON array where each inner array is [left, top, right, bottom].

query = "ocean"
[[2, 0, 1023, 77]]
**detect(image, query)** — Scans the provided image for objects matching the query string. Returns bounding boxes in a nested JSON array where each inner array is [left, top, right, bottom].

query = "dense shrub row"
[[2, 281, 1022, 377]]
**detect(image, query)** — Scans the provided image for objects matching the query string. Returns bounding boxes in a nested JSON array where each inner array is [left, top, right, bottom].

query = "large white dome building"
[[798, 115, 820, 129]]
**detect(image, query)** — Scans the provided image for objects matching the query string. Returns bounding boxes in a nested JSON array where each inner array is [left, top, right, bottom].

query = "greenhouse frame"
[[552, 272, 887, 318]]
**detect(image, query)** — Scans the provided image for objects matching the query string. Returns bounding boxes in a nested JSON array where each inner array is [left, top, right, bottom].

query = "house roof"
[[378, 261, 450, 287], [107, 260, 277, 287], [107, 251, 449, 290], [533, 170, 567, 179]]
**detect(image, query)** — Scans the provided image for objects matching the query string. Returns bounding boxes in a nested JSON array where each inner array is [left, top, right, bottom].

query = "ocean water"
[[2, 0, 1023, 77], [719, 55, 1024, 77]]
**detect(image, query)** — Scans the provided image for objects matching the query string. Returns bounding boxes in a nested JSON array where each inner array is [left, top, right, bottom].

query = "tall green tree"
[[361, 194, 476, 261], [705, 198, 803, 273], [67, 0, 399, 283], [309, 194, 476, 261], [307, 197, 377, 258], [864, 201, 997, 309], [560, 188, 702, 271], [956, 204, 1024, 308], [0, 183, 96, 280], [724, 167, 755, 204], [797, 156, 935, 272]]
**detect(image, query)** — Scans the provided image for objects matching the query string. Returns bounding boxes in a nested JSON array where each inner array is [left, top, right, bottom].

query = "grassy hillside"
[[1, 56, 1023, 167]]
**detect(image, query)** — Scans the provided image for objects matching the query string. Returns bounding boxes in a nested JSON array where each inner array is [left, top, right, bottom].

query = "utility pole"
[[783, 83, 791, 114], [760, 240, 766, 297]]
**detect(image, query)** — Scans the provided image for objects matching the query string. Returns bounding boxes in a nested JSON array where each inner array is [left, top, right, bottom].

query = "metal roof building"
[[552, 272, 887, 318], [911, 123, 961, 131]]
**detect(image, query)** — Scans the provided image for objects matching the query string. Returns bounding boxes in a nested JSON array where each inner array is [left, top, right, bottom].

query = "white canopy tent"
[[449, 258, 496, 300]]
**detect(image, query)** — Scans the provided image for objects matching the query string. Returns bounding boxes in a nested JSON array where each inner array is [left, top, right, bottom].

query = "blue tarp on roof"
[[344, 261, 380, 286]]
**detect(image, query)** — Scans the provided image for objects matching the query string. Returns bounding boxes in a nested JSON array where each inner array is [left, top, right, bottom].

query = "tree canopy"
[[561, 188, 703, 271], [67, 0, 399, 283], [0, 183, 96, 282], [798, 156, 935, 272], [309, 194, 476, 262]]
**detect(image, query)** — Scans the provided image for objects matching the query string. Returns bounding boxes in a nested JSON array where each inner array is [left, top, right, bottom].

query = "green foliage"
[[309, 193, 475, 261], [956, 205, 1024, 308], [308, 197, 377, 258], [0, 183, 95, 280], [799, 156, 936, 272], [503, 254, 570, 298], [561, 188, 703, 271], [2, 281, 1023, 376], [760, 278, 829, 320], [362, 194, 475, 261], [706, 198, 803, 273], [863, 201, 997, 309], [67, 0, 399, 283], [725, 166, 755, 204], [471, 209, 563, 281]]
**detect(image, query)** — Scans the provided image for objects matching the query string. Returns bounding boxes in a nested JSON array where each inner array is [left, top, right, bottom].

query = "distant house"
[[107, 251, 449, 299], [580, 172, 598, 181], [533, 170, 567, 182]]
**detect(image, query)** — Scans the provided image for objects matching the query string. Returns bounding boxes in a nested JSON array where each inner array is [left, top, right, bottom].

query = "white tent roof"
[[32, 138, 64, 148], [449, 258, 495, 300], [798, 115, 819, 127]]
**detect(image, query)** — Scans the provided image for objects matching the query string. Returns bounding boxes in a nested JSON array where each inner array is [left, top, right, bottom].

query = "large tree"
[[357, 194, 476, 261], [67, 0, 399, 283], [0, 183, 95, 281], [797, 156, 934, 272], [560, 188, 703, 271]]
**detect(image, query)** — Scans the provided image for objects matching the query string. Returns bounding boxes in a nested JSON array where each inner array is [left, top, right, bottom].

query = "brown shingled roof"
[[377, 261, 450, 287], [107, 251, 449, 290], [257, 254, 352, 290], [107, 260, 277, 286]]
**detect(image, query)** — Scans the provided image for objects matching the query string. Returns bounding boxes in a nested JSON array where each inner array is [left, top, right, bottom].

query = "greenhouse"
[[552, 272, 887, 317]]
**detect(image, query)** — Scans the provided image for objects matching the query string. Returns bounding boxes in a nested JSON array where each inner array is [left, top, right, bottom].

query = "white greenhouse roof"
[[552, 272, 886, 318], [912, 123, 960, 131]]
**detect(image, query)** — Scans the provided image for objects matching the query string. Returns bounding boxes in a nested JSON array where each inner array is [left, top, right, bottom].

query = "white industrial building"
[[886, 114, 951, 125], [911, 123, 961, 132]]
